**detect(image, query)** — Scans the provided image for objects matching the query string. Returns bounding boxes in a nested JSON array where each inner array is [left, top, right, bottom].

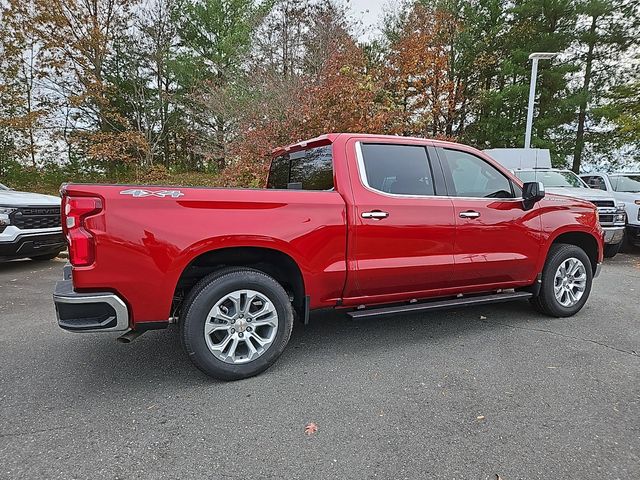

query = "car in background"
[[0, 182, 65, 262], [512, 169, 626, 258], [581, 173, 640, 249]]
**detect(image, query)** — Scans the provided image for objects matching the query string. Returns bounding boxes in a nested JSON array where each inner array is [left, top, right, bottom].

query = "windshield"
[[610, 175, 640, 193], [515, 170, 585, 188]]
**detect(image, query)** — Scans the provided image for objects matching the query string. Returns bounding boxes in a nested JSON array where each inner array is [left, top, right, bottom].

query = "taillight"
[[62, 196, 103, 266]]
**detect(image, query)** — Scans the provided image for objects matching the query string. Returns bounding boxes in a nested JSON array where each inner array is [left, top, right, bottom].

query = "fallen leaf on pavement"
[[304, 422, 318, 435]]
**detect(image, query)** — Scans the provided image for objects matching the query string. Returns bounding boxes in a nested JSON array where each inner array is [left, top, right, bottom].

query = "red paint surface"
[[62, 133, 603, 326]]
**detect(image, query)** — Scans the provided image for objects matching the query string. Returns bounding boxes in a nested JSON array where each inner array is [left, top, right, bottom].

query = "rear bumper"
[[603, 226, 625, 245], [54, 279, 130, 332], [0, 231, 65, 261]]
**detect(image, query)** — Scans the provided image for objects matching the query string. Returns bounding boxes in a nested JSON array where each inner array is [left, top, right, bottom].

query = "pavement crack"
[[479, 319, 639, 358]]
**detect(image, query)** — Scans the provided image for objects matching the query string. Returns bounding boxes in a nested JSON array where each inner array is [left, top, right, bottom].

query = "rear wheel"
[[181, 267, 294, 381], [530, 243, 593, 317]]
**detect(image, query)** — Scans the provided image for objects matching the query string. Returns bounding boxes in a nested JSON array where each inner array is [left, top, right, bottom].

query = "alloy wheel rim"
[[553, 257, 587, 308], [204, 289, 279, 364]]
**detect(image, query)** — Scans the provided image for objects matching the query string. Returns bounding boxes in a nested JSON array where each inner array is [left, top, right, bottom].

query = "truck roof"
[[272, 133, 465, 157]]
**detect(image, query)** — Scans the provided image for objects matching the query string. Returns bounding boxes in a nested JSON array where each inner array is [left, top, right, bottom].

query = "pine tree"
[[172, 0, 272, 171], [467, 0, 579, 163], [571, 0, 639, 172]]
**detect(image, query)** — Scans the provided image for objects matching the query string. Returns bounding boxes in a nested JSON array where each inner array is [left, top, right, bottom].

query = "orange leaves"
[[222, 4, 467, 188], [384, 5, 462, 138], [304, 422, 318, 436], [74, 130, 149, 165], [303, 37, 381, 134], [27, 0, 140, 163], [222, 31, 387, 188]]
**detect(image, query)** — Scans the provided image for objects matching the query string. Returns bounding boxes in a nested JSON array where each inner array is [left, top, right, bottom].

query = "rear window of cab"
[[267, 146, 334, 191]]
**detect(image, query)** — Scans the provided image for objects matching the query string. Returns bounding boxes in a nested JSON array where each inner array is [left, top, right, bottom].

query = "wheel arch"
[[543, 230, 601, 275], [172, 245, 306, 320]]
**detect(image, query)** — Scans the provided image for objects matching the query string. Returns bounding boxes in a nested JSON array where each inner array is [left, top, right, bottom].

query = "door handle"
[[361, 210, 389, 220], [459, 210, 480, 219]]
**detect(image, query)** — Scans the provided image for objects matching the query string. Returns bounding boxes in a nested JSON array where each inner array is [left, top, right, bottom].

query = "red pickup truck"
[[54, 134, 604, 380]]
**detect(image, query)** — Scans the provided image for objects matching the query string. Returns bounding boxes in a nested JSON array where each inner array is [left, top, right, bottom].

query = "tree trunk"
[[572, 15, 597, 174], [215, 115, 225, 171]]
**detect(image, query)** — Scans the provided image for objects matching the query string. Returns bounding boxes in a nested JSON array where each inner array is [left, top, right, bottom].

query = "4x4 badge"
[[120, 189, 184, 198]]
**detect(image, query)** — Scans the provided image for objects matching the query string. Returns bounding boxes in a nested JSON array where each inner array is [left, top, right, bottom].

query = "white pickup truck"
[[484, 149, 626, 258], [0, 182, 65, 261], [580, 173, 640, 250], [510, 169, 626, 257]]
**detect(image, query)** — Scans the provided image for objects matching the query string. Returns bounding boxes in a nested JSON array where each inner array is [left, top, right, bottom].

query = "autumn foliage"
[[383, 6, 461, 139], [3, 0, 635, 187], [222, 5, 462, 187], [222, 31, 388, 186]]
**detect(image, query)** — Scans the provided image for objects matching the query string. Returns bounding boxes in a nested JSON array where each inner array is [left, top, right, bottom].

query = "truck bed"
[[64, 184, 348, 324]]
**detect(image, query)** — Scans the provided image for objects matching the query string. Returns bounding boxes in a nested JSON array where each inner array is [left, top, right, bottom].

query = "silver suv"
[[0, 183, 65, 261], [512, 169, 626, 258]]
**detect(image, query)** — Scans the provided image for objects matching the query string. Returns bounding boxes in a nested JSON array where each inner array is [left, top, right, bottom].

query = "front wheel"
[[530, 244, 593, 317], [621, 231, 636, 253], [181, 268, 294, 381]]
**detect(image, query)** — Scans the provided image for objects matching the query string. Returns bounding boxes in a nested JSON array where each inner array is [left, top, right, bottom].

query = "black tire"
[[621, 231, 636, 253], [29, 251, 61, 261], [530, 243, 593, 317], [603, 241, 622, 258], [181, 267, 294, 381]]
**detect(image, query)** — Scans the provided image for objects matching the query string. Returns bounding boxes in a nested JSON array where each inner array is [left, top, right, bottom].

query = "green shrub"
[[0, 161, 221, 195]]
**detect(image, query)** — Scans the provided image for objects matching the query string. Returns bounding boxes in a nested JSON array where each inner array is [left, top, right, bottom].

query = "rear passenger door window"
[[359, 144, 436, 196], [438, 148, 514, 199]]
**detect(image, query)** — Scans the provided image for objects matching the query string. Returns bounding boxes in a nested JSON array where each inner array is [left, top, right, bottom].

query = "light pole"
[[524, 52, 558, 149]]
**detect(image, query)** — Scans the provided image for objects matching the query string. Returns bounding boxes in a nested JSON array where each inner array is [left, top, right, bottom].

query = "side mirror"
[[522, 181, 545, 210]]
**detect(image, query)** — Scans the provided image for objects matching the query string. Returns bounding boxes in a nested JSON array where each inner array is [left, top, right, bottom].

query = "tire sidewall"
[[182, 271, 293, 380], [541, 246, 593, 317]]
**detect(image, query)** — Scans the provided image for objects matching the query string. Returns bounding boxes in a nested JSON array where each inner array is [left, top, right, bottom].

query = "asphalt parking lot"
[[1, 256, 639, 480]]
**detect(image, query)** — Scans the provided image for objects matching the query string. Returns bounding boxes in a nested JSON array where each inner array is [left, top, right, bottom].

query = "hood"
[[611, 191, 640, 203], [545, 186, 615, 202], [0, 189, 61, 206]]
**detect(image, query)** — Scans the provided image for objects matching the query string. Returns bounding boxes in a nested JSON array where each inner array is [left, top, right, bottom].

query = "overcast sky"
[[344, 0, 392, 41]]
